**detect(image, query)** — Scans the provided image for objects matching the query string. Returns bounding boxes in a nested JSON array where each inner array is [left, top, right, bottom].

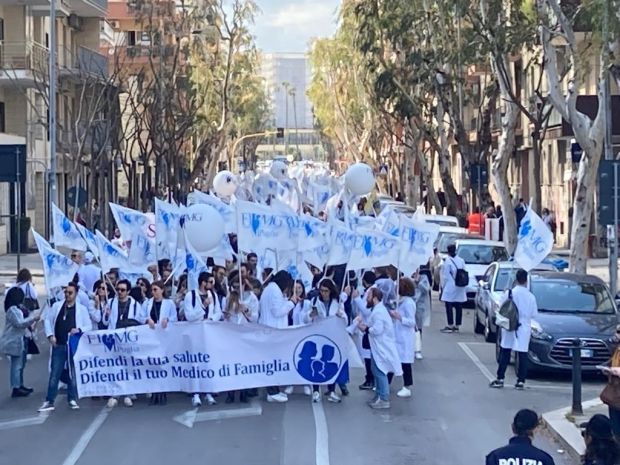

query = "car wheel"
[[484, 315, 497, 343], [474, 307, 485, 334]]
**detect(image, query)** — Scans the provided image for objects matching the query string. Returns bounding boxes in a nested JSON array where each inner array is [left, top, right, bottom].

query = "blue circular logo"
[[293, 335, 342, 383]]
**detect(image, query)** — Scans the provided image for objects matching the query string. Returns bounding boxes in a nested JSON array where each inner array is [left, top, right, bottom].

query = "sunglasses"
[[64, 290, 75, 296], [116, 288, 127, 292]]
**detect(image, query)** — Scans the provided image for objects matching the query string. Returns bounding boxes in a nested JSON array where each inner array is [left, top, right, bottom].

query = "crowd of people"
[[0, 250, 433, 413]]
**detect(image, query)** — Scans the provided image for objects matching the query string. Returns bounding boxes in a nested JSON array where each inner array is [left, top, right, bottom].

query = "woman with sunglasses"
[[89, 280, 112, 330], [136, 278, 152, 300], [144, 282, 178, 330], [224, 271, 259, 324]]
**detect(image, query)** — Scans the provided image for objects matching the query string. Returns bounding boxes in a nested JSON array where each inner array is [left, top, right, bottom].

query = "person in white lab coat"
[[357, 287, 402, 409], [388, 278, 416, 398], [259, 270, 295, 403], [413, 270, 431, 360], [79, 252, 101, 297], [490, 269, 538, 390], [347, 271, 376, 390], [223, 271, 259, 324], [440, 244, 467, 333], [144, 281, 178, 329]]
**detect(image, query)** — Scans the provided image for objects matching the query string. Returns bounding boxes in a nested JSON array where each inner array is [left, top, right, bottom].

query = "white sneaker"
[[312, 391, 321, 403], [123, 396, 133, 407], [415, 352, 423, 360], [267, 393, 288, 403], [303, 386, 312, 396], [192, 394, 202, 407], [284, 386, 294, 395], [69, 400, 80, 410], [205, 394, 216, 405], [327, 391, 341, 403], [106, 398, 118, 408], [397, 387, 412, 398], [38, 401, 55, 412]]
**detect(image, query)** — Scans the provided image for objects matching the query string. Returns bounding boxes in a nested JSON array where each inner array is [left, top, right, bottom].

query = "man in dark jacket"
[[486, 409, 555, 465]]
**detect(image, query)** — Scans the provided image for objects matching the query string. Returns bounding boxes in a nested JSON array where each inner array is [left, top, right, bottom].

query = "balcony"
[[60, 46, 109, 79], [0, 41, 49, 85], [30, 0, 106, 17]]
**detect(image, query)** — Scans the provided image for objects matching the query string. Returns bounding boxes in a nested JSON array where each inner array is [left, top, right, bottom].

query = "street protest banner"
[[72, 318, 352, 398]]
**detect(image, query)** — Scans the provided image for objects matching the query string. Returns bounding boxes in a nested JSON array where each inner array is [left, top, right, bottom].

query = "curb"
[[541, 398, 602, 463]]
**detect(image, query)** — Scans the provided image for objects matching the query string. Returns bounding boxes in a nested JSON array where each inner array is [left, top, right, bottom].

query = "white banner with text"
[[72, 318, 351, 398]]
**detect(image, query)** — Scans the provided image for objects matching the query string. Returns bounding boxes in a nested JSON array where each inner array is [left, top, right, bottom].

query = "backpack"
[[450, 258, 469, 288], [496, 289, 520, 332]]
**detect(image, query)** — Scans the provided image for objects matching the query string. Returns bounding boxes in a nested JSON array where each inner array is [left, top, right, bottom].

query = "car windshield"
[[427, 219, 457, 227], [457, 244, 508, 264], [531, 280, 616, 314], [437, 234, 470, 253]]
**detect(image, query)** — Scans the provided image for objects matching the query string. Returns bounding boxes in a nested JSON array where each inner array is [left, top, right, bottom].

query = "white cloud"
[[267, 1, 335, 28]]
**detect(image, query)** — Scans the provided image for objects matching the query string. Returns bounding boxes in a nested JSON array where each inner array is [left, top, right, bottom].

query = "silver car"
[[473, 261, 557, 342]]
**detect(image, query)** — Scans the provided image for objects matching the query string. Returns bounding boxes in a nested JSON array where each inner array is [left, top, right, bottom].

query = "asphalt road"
[[0, 294, 596, 465]]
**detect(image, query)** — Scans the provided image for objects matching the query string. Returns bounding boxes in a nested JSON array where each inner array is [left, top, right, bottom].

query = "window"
[[456, 244, 509, 265], [127, 31, 137, 46], [0, 18, 4, 41], [531, 280, 616, 314]]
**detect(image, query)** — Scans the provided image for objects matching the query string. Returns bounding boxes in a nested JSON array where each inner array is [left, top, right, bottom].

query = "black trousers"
[[266, 386, 280, 395], [497, 348, 528, 382], [445, 302, 463, 326], [313, 384, 336, 392], [364, 358, 374, 384], [387, 363, 413, 387]]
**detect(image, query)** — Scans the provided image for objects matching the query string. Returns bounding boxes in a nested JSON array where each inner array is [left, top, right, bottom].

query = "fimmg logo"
[[293, 335, 342, 383], [85, 330, 140, 354]]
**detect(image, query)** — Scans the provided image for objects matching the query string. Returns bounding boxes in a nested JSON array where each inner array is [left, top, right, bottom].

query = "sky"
[[252, 0, 341, 53]]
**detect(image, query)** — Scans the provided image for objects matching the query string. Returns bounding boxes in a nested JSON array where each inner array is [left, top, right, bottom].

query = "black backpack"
[[496, 289, 520, 332], [450, 258, 469, 287]]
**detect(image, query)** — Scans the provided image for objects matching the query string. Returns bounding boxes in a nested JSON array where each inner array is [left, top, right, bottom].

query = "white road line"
[[311, 401, 330, 465], [61, 407, 109, 465], [458, 342, 495, 382], [173, 400, 263, 428], [0, 413, 49, 431]]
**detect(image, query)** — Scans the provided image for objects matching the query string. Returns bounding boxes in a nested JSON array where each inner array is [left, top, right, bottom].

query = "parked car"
[[423, 214, 460, 228], [494, 272, 620, 374], [452, 239, 509, 306], [431, 228, 483, 289], [474, 261, 558, 342]]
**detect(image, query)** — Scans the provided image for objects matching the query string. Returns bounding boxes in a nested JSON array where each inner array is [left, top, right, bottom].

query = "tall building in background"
[[261, 52, 313, 129]]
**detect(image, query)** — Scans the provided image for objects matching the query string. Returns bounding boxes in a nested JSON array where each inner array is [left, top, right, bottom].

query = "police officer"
[[486, 409, 555, 465]]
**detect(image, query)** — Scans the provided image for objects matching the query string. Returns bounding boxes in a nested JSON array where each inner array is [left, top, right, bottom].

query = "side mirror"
[[479, 280, 489, 290]]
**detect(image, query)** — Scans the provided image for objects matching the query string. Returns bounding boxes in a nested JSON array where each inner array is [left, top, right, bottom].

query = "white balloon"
[[184, 204, 225, 252], [345, 163, 375, 195], [213, 170, 238, 197], [270, 160, 288, 180]]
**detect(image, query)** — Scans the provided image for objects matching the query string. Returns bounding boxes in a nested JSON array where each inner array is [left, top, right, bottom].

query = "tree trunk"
[[569, 156, 597, 273], [435, 100, 460, 216], [531, 133, 543, 214]]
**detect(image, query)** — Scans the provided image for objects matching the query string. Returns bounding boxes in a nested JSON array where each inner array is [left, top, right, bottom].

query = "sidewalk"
[[542, 399, 607, 462]]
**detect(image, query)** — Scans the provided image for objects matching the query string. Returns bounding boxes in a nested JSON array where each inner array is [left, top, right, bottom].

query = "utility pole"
[[282, 81, 291, 155], [49, 0, 58, 241], [290, 87, 300, 160]]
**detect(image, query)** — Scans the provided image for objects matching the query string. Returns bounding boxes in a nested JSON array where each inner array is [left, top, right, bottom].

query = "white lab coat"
[[414, 275, 432, 328], [498, 285, 538, 352], [258, 282, 293, 329], [440, 256, 467, 303], [222, 291, 259, 324], [79, 263, 101, 296], [303, 296, 347, 324], [142, 298, 178, 327], [368, 302, 403, 376], [349, 286, 374, 359], [291, 300, 311, 326], [393, 297, 416, 364], [44, 300, 92, 338], [183, 290, 222, 322], [88, 299, 106, 330], [103, 296, 145, 330]]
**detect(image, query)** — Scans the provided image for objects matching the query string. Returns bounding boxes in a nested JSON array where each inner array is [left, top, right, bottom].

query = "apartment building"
[[0, 0, 108, 250]]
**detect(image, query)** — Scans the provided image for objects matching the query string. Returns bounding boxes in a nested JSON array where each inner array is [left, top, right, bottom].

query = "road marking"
[[0, 412, 49, 431], [458, 342, 495, 382], [173, 399, 262, 428], [61, 407, 109, 465], [458, 342, 603, 391], [312, 401, 330, 465]]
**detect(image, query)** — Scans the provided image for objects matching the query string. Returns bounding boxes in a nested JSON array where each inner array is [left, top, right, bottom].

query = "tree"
[[537, 0, 619, 273]]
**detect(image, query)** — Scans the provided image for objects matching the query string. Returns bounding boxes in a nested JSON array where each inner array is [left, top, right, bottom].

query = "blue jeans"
[[371, 357, 389, 401], [610, 406, 620, 438], [9, 345, 26, 389], [46, 345, 77, 403]]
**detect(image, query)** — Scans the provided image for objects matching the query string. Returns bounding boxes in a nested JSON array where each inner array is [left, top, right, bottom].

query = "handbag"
[[26, 337, 40, 355], [600, 378, 620, 410]]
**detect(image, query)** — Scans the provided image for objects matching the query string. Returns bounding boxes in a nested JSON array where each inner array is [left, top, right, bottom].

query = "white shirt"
[[259, 282, 293, 329], [440, 255, 467, 303]]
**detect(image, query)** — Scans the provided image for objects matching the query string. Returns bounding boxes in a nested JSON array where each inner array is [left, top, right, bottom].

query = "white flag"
[[514, 208, 554, 271], [95, 230, 129, 273], [183, 230, 208, 291], [398, 216, 440, 277], [51, 203, 87, 251], [298, 215, 329, 252], [347, 229, 400, 271], [204, 234, 234, 262], [236, 200, 299, 253], [74, 222, 99, 257], [187, 191, 236, 234], [155, 199, 184, 260], [32, 229, 80, 290], [326, 222, 357, 266], [376, 206, 401, 237], [129, 230, 156, 267], [310, 181, 331, 213], [109, 203, 152, 244]]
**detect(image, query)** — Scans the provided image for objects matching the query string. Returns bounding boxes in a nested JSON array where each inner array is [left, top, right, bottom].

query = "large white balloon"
[[184, 204, 225, 252], [345, 162, 375, 195], [213, 170, 238, 197], [270, 160, 288, 180]]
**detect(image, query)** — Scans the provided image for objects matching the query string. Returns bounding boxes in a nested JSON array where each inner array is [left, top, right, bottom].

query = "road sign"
[[0, 144, 26, 183], [469, 163, 488, 186], [598, 160, 620, 226]]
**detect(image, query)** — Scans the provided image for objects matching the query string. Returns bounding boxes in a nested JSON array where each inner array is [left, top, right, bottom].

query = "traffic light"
[[276, 127, 284, 138]]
